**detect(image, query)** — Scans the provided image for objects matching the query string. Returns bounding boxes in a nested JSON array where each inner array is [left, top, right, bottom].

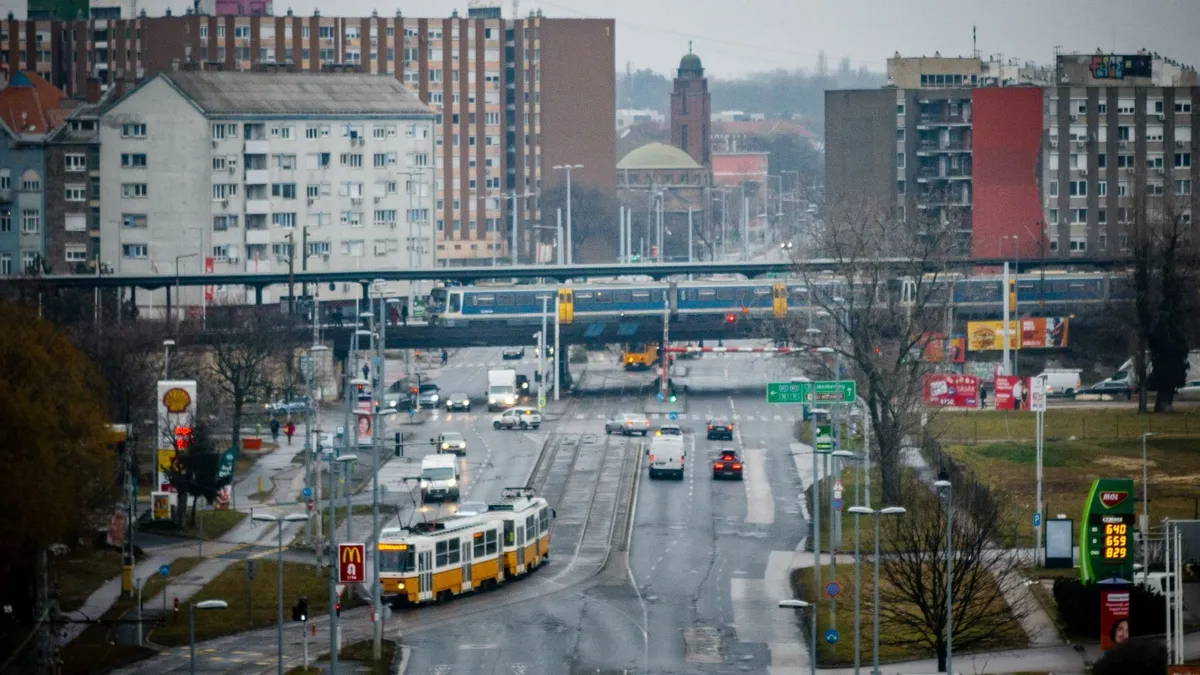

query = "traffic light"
[[292, 597, 308, 622], [394, 432, 403, 457], [725, 313, 737, 323], [335, 602, 342, 617], [356, 383, 364, 394]]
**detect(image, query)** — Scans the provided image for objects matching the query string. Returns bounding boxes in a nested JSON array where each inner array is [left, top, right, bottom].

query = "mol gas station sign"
[[1080, 478, 1136, 583]]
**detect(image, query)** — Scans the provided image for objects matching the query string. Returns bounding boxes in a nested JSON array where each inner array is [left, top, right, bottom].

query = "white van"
[[647, 436, 686, 480], [1036, 369, 1082, 397], [420, 453, 460, 502]]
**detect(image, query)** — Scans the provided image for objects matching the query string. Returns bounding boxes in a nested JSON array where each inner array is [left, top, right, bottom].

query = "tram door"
[[461, 537, 472, 590], [557, 288, 574, 324], [772, 282, 788, 317], [418, 550, 433, 600], [516, 524, 526, 572]]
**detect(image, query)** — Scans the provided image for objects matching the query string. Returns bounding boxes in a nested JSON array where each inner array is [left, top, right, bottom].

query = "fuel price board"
[[1080, 478, 1136, 583]]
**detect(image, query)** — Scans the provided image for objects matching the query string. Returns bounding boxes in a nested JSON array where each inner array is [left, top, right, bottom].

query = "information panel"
[[1080, 478, 1136, 583]]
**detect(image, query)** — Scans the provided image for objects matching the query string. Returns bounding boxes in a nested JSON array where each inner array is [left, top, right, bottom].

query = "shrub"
[[1051, 578, 1165, 639]]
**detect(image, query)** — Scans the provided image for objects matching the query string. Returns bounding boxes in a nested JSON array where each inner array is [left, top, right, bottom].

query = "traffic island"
[[310, 638, 399, 675]]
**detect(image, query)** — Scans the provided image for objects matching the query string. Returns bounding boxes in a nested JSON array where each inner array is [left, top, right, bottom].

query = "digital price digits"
[[1103, 522, 1128, 560]]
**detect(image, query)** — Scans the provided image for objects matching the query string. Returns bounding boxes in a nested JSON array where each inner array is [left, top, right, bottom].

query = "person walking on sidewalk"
[[269, 418, 280, 441], [400, 303, 409, 326], [284, 420, 296, 445]]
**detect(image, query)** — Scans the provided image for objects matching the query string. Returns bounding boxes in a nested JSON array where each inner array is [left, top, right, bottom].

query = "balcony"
[[0, 188, 11, 202], [916, 114, 971, 130], [244, 169, 270, 185], [244, 140, 270, 155], [245, 228, 271, 245], [916, 141, 972, 155], [246, 199, 271, 215]]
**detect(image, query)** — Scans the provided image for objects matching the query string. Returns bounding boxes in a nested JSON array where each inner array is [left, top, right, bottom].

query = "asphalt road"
[[399, 348, 809, 675]]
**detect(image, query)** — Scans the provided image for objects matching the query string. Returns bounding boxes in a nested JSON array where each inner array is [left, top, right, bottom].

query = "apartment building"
[[98, 70, 436, 311], [44, 81, 107, 271], [826, 51, 1200, 260], [0, 71, 61, 275], [0, 6, 616, 265]]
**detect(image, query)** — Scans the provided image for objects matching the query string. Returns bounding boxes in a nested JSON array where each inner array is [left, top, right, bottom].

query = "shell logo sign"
[[162, 387, 192, 414]]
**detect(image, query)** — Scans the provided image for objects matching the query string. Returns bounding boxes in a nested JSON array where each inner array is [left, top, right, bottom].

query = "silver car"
[[435, 431, 467, 455], [417, 384, 441, 408], [605, 413, 651, 436]]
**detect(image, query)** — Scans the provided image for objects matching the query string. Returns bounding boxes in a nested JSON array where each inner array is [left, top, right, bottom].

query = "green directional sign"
[[767, 380, 857, 404], [814, 424, 833, 452], [1080, 478, 1136, 583]]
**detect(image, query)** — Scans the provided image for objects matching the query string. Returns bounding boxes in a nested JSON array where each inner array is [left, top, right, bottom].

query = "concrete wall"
[[824, 88, 897, 210]]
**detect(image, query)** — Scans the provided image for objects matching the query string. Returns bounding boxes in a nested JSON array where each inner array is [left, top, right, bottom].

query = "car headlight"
[[447, 478, 457, 487], [441, 443, 449, 449]]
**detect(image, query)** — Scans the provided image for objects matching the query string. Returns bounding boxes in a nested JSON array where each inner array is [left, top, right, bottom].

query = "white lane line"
[[743, 448, 775, 525]]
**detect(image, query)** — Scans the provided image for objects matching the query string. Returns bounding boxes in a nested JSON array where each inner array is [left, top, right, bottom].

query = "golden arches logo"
[[162, 388, 192, 414], [341, 545, 363, 564]]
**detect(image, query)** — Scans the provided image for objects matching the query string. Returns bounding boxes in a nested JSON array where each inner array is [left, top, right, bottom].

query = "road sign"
[[158, 564, 170, 577], [767, 380, 857, 405], [669, 411, 678, 420], [833, 479, 844, 492], [1030, 375, 1047, 412], [1033, 512, 1042, 528], [338, 543, 366, 584], [306, 499, 314, 512], [824, 628, 840, 645], [825, 581, 840, 598], [301, 487, 312, 499], [832, 498, 844, 511], [538, 396, 547, 409], [814, 424, 833, 452]]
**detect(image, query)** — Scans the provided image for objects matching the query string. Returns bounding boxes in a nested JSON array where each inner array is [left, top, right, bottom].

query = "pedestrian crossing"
[[572, 412, 789, 422]]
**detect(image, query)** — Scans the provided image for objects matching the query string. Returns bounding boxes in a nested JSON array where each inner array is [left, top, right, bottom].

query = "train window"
[[753, 288, 770, 296], [435, 539, 450, 566], [651, 290, 664, 302], [449, 293, 461, 312], [573, 291, 594, 307], [594, 291, 611, 303], [495, 293, 515, 306], [716, 289, 736, 301], [526, 514, 536, 534], [503, 520, 514, 546], [472, 294, 495, 306], [539, 508, 550, 534], [632, 290, 649, 300], [379, 547, 415, 573], [485, 528, 499, 555], [613, 290, 633, 303], [698, 289, 716, 299], [447, 538, 461, 565], [473, 531, 487, 558]]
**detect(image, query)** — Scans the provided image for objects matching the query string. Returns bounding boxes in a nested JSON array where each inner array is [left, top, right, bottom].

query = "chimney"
[[85, 76, 101, 104], [113, 72, 127, 100]]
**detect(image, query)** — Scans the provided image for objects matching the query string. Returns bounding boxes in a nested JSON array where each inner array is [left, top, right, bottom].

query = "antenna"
[[512, 0, 518, 19], [972, 26, 978, 59]]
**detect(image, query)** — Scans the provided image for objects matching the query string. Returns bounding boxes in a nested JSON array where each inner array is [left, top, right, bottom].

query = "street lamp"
[[174, 252, 198, 325], [1141, 431, 1155, 576], [553, 163, 583, 265], [162, 339, 176, 379], [252, 512, 311, 674], [849, 504, 906, 675], [830, 449, 863, 674], [935, 478, 953, 675], [777, 600, 815, 675], [306, 344, 329, 544], [327, 452, 357, 674], [189, 599, 228, 675]]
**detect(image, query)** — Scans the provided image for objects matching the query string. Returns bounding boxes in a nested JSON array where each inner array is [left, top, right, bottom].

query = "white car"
[[434, 432, 467, 455], [492, 407, 542, 430]]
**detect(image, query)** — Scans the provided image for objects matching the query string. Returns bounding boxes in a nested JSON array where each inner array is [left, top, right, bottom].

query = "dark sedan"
[[706, 418, 735, 441], [712, 449, 744, 480]]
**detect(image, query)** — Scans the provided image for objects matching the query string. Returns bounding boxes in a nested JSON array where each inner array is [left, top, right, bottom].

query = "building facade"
[[670, 46, 710, 168], [0, 71, 61, 275], [44, 87, 105, 272], [0, 8, 616, 266], [826, 52, 1200, 260], [98, 70, 435, 311]]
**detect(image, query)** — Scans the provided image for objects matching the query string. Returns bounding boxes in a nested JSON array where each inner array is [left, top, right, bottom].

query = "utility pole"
[[286, 232, 297, 316], [301, 226, 310, 298], [371, 292, 386, 659]]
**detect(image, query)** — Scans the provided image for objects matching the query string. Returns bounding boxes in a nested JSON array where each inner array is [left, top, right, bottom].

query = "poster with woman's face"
[[1100, 589, 1131, 651]]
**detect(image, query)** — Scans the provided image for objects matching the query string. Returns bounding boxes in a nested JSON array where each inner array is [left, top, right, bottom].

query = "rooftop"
[[0, 71, 67, 136], [157, 70, 433, 117], [617, 142, 701, 171]]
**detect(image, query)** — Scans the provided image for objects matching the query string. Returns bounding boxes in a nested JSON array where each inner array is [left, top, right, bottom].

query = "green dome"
[[679, 52, 703, 74], [617, 142, 701, 171]]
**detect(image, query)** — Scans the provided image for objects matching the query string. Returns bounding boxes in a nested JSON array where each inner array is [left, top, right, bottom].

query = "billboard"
[[923, 374, 979, 408], [1100, 587, 1131, 651], [967, 318, 1069, 351], [1090, 54, 1153, 80], [993, 376, 1031, 410], [922, 333, 966, 363], [155, 380, 198, 496]]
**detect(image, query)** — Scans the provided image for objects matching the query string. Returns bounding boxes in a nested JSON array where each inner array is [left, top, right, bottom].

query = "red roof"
[[714, 119, 814, 138], [0, 71, 66, 135]]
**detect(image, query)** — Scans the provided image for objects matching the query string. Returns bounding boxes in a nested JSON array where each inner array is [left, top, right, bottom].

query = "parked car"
[[417, 383, 442, 408], [706, 418, 735, 441], [1077, 380, 1133, 400], [502, 347, 525, 360], [266, 396, 312, 416], [444, 392, 472, 412], [1176, 379, 1200, 401], [605, 413, 651, 436], [434, 431, 467, 455], [492, 407, 542, 430], [712, 449, 744, 480]]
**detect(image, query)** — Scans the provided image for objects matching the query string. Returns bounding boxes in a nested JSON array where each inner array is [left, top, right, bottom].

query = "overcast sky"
[[280, 0, 1199, 79]]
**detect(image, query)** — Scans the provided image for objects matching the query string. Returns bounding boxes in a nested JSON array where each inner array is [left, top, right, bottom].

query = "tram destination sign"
[[767, 380, 857, 404]]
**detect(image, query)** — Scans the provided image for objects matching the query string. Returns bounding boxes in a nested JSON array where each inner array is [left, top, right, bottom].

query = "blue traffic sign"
[[669, 411, 678, 420], [158, 564, 170, 577], [1033, 512, 1042, 528], [832, 497, 844, 511], [825, 581, 841, 598], [656, 392, 665, 401], [824, 628, 840, 645], [302, 487, 313, 499]]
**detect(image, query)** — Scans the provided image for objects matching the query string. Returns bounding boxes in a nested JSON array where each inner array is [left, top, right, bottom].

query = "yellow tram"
[[377, 488, 553, 606]]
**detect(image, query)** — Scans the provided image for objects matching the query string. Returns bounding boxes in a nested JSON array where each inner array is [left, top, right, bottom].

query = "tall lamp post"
[[327, 452, 357, 674], [305, 344, 329, 545], [163, 339, 176, 379], [1141, 431, 1154, 576], [252, 512, 311, 674], [832, 450, 861, 675], [777, 599, 815, 675], [848, 505, 906, 675], [934, 478, 954, 675], [553, 163, 584, 265], [189, 599, 228, 675]]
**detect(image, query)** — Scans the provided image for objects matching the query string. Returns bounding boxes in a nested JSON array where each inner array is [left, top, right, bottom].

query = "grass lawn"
[[808, 467, 922, 554], [315, 639, 397, 675], [54, 546, 124, 612], [58, 596, 157, 675], [790, 563, 1027, 666], [146, 559, 330, 646], [930, 407, 1200, 444], [139, 510, 247, 541], [942, 434, 1200, 547]]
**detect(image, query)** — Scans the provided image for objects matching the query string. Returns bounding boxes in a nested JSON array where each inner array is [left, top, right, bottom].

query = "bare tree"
[[786, 196, 955, 503], [541, 182, 621, 263], [878, 473, 1033, 672], [1120, 191, 1199, 412]]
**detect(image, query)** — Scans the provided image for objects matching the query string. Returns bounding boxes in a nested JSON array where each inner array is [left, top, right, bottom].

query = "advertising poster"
[[967, 318, 1070, 351], [1019, 317, 1069, 348], [151, 492, 172, 520], [923, 374, 979, 408], [922, 334, 966, 363], [993, 376, 1032, 410], [1100, 588, 1131, 651], [155, 380, 197, 495]]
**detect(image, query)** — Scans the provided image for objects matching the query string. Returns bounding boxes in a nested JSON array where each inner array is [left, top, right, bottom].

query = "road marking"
[[743, 448, 774, 525], [458, 644, 497, 650]]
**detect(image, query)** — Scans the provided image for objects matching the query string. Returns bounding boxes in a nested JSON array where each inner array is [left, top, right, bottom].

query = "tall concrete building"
[[0, 6, 616, 266], [825, 51, 1200, 260]]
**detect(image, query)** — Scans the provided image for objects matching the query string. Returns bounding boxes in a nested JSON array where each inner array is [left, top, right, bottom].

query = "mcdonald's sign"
[[338, 543, 366, 584]]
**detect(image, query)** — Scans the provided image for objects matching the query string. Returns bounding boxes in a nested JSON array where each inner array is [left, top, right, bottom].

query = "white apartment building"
[[99, 69, 436, 311]]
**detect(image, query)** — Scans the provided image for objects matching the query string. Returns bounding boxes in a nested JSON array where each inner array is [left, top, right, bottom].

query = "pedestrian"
[[284, 421, 296, 445], [270, 418, 280, 441], [362, 363, 370, 380], [400, 303, 409, 326], [980, 388, 987, 409]]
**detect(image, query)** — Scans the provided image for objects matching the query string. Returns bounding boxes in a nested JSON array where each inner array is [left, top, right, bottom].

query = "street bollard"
[[173, 597, 179, 625]]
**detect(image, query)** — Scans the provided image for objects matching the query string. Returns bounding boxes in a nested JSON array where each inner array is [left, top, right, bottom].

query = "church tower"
[[670, 42, 711, 167]]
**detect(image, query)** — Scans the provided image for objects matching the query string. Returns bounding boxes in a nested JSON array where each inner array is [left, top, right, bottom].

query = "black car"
[[502, 347, 525, 360], [706, 418, 735, 441], [712, 449, 743, 480]]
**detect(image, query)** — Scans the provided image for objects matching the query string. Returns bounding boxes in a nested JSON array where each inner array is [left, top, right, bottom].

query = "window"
[[21, 174, 41, 191], [121, 243, 148, 258], [1176, 101, 1193, 114], [434, 538, 460, 567], [1178, 179, 1193, 196], [1049, 180, 1058, 197], [272, 212, 297, 228], [373, 153, 388, 168], [340, 182, 364, 198], [1071, 208, 1087, 224], [270, 125, 294, 140], [410, 153, 429, 168], [341, 153, 364, 168], [120, 153, 147, 168], [1069, 180, 1087, 197], [64, 244, 88, 263], [1048, 208, 1059, 223], [1097, 181, 1107, 197], [274, 154, 297, 170], [212, 215, 237, 231], [213, 157, 227, 171], [122, 183, 147, 198], [121, 123, 146, 138], [64, 153, 86, 172], [1176, 153, 1192, 168], [896, 152, 905, 169], [373, 209, 397, 225], [1098, 209, 1107, 225], [213, 184, 230, 200], [271, 183, 297, 199], [212, 123, 228, 140], [64, 213, 86, 231], [407, 208, 429, 223], [1098, 154, 1107, 169], [306, 184, 321, 199], [1117, 154, 1135, 168], [122, 213, 147, 228], [1070, 238, 1087, 252], [64, 184, 86, 201], [340, 239, 365, 257]]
